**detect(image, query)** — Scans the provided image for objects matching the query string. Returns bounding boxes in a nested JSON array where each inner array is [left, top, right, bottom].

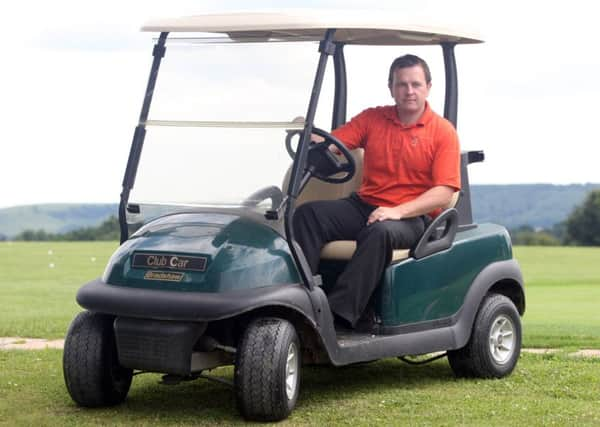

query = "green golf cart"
[[63, 11, 525, 421]]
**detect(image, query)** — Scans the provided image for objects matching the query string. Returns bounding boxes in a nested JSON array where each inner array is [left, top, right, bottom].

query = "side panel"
[[377, 223, 513, 326], [321, 259, 524, 366]]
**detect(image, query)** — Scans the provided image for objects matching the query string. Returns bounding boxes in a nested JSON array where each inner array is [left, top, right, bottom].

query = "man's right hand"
[[311, 134, 342, 155], [293, 116, 341, 154], [311, 134, 341, 155], [310, 133, 325, 143]]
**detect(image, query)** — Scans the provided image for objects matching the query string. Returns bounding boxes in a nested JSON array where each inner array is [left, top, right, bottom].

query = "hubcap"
[[489, 314, 515, 364], [285, 342, 299, 400]]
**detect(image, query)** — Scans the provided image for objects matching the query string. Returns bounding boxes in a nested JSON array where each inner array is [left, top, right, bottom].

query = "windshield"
[[129, 37, 335, 217]]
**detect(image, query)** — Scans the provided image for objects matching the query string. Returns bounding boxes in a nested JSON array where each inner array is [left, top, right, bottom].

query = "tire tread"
[[63, 311, 132, 407], [235, 317, 299, 421]]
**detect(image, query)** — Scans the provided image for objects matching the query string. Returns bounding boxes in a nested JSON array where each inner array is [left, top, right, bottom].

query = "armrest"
[[411, 208, 458, 259]]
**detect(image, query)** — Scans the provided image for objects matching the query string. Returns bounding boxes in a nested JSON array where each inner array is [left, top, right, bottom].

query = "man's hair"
[[388, 54, 432, 86]]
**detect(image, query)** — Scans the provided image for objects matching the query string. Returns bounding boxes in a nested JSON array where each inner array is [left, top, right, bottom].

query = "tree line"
[[14, 216, 120, 241], [13, 190, 600, 246], [510, 190, 600, 246]]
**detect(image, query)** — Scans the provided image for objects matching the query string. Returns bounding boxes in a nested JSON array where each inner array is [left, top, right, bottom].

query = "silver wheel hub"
[[489, 314, 515, 364], [285, 342, 299, 400]]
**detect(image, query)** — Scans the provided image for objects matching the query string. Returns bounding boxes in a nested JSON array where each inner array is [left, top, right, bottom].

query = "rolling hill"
[[471, 183, 600, 229], [0, 204, 117, 239]]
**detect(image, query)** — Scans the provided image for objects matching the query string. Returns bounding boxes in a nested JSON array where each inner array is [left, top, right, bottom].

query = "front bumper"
[[77, 278, 315, 322]]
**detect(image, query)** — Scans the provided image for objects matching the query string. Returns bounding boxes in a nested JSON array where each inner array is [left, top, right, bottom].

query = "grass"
[[2, 242, 600, 424], [0, 241, 116, 339], [514, 246, 600, 348], [1, 350, 600, 426], [514, 245, 600, 287]]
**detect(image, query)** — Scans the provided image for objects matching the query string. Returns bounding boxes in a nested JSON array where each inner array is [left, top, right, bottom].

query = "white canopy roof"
[[141, 11, 483, 45]]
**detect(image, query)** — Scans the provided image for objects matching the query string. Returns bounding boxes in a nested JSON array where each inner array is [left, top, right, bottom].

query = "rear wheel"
[[234, 317, 301, 421], [63, 311, 133, 407], [448, 293, 521, 378]]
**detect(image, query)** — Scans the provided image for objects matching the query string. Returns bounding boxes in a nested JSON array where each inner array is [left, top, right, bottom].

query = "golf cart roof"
[[141, 10, 483, 45]]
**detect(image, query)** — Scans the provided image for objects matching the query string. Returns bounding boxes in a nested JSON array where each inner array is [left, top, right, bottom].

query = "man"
[[292, 54, 461, 331]]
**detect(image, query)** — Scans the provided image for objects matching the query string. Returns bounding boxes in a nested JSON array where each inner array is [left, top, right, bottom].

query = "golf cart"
[[63, 11, 525, 421]]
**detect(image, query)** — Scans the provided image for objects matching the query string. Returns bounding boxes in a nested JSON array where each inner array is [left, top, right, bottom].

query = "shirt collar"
[[383, 101, 433, 128]]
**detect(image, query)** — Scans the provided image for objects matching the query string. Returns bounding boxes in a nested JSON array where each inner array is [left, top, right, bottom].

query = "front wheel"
[[234, 317, 301, 421], [448, 293, 522, 378], [63, 311, 133, 407]]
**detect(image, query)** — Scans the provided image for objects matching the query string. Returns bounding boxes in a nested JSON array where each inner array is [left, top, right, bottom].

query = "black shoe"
[[333, 314, 352, 332], [354, 309, 380, 334]]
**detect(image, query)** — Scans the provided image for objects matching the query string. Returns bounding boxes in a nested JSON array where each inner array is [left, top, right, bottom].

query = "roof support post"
[[119, 32, 168, 243], [284, 29, 336, 291], [442, 43, 458, 128], [332, 43, 347, 129]]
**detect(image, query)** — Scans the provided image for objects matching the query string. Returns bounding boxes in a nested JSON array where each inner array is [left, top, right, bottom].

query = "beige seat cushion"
[[321, 241, 411, 262]]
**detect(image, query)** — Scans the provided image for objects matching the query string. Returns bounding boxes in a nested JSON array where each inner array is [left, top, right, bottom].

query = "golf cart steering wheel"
[[305, 127, 356, 184]]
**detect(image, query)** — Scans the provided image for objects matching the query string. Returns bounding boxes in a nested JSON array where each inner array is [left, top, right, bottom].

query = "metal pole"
[[118, 32, 168, 243], [332, 43, 347, 130], [442, 43, 458, 128], [284, 29, 336, 290]]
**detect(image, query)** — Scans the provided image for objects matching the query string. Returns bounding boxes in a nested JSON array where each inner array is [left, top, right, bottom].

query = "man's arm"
[[366, 185, 455, 225]]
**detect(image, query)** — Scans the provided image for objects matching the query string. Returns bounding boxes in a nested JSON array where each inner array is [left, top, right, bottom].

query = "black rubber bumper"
[[77, 278, 315, 322]]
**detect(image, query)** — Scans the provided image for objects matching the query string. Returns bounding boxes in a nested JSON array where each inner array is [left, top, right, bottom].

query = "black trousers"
[[293, 193, 426, 326]]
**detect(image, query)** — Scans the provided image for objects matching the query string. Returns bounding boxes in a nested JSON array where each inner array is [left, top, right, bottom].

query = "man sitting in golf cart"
[[293, 54, 461, 331]]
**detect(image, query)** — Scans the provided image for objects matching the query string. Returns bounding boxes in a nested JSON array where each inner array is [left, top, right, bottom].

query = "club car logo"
[[143, 271, 184, 282], [132, 253, 208, 272]]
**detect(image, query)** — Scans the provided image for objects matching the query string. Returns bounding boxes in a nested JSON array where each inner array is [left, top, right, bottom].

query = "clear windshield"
[[129, 37, 335, 217]]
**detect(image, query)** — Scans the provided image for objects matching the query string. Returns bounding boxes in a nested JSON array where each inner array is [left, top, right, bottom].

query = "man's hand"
[[291, 116, 342, 154], [366, 186, 455, 225], [310, 133, 325, 143], [367, 206, 404, 225], [310, 132, 342, 155]]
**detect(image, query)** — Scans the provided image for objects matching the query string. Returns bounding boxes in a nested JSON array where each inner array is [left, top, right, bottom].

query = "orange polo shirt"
[[332, 102, 461, 213]]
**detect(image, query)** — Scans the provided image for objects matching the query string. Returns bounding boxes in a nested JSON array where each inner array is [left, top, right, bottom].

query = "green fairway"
[[0, 241, 116, 339], [514, 246, 600, 287], [1, 350, 599, 426], [514, 246, 600, 348], [1, 242, 600, 347]]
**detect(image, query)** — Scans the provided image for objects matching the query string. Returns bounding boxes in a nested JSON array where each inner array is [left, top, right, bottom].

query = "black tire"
[[234, 317, 301, 421], [63, 311, 133, 407], [448, 293, 521, 378]]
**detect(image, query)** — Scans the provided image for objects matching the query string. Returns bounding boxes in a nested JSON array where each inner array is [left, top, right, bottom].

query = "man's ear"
[[424, 82, 432, 97]]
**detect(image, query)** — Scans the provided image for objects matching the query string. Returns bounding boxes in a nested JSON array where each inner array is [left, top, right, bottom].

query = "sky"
[[1, 0, 599, 208]]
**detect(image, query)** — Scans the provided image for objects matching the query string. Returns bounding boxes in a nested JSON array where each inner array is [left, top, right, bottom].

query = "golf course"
[[1, 242, 599, 425]]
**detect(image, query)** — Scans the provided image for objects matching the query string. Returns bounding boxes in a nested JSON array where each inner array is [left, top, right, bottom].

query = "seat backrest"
[[282, 148, 364, 206]]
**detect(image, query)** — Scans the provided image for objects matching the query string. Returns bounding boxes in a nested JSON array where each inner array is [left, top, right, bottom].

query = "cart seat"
[[283, 148, 458, 262], [319, 191, 459, 262]]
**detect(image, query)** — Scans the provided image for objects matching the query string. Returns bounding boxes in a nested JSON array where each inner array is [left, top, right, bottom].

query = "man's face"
[[389, 65, 431, 116]]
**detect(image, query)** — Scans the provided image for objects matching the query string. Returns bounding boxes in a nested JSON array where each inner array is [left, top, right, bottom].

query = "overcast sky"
[[1, 0, 599, 208]]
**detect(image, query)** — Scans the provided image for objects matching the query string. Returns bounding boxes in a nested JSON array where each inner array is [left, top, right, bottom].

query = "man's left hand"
[[367, 206, 403, 225]]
